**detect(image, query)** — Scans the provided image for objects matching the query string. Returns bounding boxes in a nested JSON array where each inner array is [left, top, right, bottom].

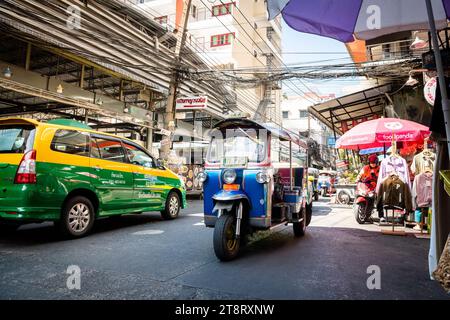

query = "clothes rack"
[[381, 205, 406, 236]]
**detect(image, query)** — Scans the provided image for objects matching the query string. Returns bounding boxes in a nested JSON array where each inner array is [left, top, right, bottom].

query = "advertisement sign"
[[424, 77, 437, 106], [336, 160, 349, 170], [176, 96, 208, 110], [328, 137, 336, 146], [158, 128, 172, 136]]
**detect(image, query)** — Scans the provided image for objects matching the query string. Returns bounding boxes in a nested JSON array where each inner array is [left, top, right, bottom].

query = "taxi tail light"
[[14, 150, 37, 184]]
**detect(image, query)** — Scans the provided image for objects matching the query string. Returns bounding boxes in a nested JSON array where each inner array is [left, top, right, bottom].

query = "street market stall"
[[266, 0, 450, 285]]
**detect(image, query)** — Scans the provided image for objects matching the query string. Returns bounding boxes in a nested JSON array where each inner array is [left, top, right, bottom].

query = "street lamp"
[[56, 84, 64, 94], [405, 75, 419, 86], [2, 66, 12, 78], [410, 34, 427, 50]]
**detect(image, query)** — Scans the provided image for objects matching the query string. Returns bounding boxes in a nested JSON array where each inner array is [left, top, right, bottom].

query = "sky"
[[281, 20, 366, 100]]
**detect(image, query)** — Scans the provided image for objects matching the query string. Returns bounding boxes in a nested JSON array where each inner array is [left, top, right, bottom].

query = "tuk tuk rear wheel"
[[213, 214, 240, 261], [293, 209, 306, 237], [305, 203, 313, 226]]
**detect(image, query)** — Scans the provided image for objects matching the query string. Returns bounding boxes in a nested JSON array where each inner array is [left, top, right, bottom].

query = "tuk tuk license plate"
[[221, 157, 248, 168]]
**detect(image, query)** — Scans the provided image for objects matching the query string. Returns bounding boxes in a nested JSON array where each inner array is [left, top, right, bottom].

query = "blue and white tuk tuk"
[[196, 117, 312, 261]]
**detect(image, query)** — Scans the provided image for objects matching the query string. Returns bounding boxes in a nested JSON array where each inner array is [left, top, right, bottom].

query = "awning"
[[309, 83, 393, 135]]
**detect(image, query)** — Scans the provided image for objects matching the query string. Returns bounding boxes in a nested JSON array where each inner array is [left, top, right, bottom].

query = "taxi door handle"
[[93, 166, 102, 172]]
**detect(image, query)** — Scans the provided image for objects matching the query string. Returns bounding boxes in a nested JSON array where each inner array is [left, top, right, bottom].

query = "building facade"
[[139, 0, 283, 123], [281, 93, 336, 168]]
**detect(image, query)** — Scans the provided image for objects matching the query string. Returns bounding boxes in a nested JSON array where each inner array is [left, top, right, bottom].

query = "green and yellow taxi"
[[0, 118, 186, 238]]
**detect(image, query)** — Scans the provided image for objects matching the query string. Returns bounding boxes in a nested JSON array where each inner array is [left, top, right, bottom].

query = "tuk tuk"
[[197, 118, 312, 261], [318, 170, 337, 197]]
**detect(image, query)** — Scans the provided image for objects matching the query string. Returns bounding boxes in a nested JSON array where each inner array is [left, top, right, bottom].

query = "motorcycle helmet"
[[368, 154, 379, 165]]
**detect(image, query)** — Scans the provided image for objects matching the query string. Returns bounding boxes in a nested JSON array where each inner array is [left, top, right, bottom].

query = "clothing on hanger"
[[377, 174, 413, 212], [412, 171, 433, 210], [376, 154, 411, 193], [411, 150, 436, 175]]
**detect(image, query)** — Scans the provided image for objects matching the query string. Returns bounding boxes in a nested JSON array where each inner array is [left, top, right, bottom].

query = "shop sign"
[[424, 77, 437, 106], [336, 160, 349, 170], [176, 96, 208, 110], [158, 128, 172, 136], [327, 137, 336, 146]]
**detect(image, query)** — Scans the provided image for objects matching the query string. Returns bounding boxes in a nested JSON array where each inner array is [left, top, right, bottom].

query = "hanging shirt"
[[376, 174, 413, 212], [412, 171, 433, 209], [376, 155, 411, 193], [411, 151, 436, 175]]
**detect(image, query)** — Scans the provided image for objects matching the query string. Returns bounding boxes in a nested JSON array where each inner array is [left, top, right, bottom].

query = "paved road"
[[0, 198, 448, 299]]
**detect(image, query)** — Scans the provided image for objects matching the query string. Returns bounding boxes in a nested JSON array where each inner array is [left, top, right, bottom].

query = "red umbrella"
[[336, 118, 431, 150]]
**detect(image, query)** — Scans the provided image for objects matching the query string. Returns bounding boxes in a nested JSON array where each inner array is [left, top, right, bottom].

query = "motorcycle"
[[353, 181, 376, 224]]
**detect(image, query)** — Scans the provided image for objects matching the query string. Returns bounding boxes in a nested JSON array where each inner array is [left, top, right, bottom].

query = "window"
[[0, 125, 35, 154], [195, 37, 205, 50], [282, 111, 289, 119], [192, 5, 197, 18], [92, 137, 126, 163], [154, 16, 168, 25], [211, 32, 234, 47], [212, 2, 234, 17], [299, 110, 309, 118], [123, 143, 155, 168], [51, 130, 90, 157]]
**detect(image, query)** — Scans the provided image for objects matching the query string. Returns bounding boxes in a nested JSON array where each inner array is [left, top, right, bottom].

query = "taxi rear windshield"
[[0, 125, 35, 154]]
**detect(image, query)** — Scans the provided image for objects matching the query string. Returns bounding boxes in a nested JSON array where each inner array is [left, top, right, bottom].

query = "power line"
[[221, 0, 320, 105]]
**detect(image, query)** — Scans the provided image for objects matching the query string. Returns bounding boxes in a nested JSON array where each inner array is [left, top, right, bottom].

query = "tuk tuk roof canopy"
[[212, 117, 308, 148]]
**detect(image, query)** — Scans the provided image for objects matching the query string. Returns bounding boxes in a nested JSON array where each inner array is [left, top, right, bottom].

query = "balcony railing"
[[267, 30, 282, 54], [366, 39, 428, 62], [273, 16, 282, 31]]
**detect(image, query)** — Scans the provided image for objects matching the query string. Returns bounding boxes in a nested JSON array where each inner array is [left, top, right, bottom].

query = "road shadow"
[[205, 226, 448, 299], [0, 211, 189, 246]]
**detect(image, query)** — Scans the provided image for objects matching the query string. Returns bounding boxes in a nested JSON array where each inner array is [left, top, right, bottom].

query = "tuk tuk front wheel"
[[213, 214, 240, 261], [293, 209, 306, 237]]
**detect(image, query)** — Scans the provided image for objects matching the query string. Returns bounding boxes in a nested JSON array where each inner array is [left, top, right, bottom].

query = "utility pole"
[[159, 0, 192, 161]]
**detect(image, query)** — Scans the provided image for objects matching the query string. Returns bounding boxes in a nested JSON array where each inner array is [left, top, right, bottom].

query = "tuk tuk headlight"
[[256, 171, 271, 184], [222, 169, 237, 184], [197, 171, 208, 183]]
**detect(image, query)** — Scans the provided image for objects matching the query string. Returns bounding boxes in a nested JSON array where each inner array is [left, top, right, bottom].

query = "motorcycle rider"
[[356, 154, 384, 222]]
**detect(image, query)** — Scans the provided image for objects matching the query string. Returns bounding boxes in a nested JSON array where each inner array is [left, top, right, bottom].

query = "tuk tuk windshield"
[[318, 175, 331, 183], [207, 130, 266, 164]]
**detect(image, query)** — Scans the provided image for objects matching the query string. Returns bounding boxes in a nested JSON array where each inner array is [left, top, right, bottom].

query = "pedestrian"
[[356, 154, 384, 222]]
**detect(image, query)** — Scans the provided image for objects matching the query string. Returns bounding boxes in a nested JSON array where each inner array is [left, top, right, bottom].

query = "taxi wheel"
[[161, 191, 180, 220], [214, 214, 240, 261], [58, 196, 95, 238], [293, 209, 306, 237]]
